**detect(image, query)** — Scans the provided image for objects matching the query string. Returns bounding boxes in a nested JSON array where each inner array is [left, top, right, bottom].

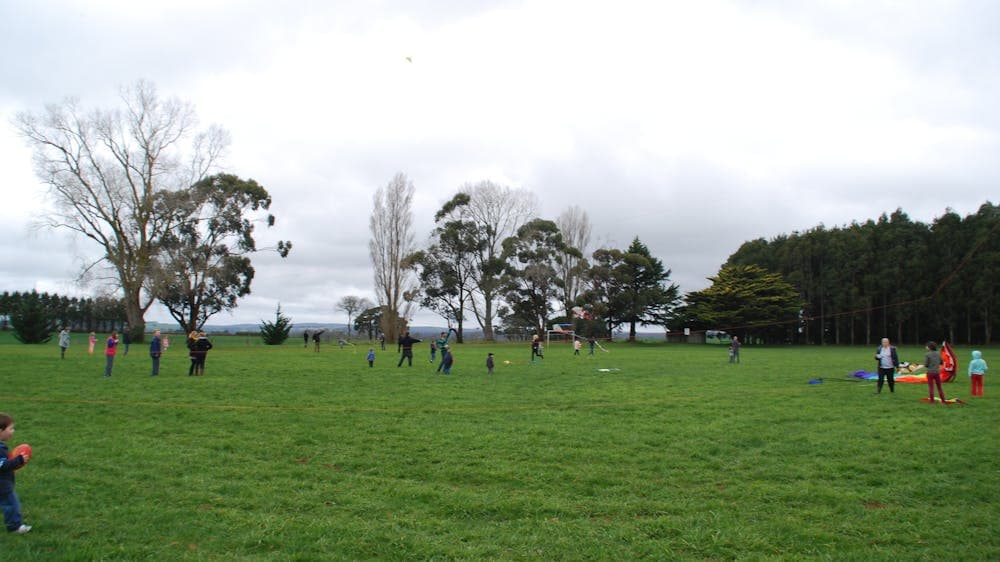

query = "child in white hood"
[[969, 350, 988, 397]]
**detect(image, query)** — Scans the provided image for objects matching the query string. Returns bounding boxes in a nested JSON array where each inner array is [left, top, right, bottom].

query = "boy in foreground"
[[0, 413, 31, 534]]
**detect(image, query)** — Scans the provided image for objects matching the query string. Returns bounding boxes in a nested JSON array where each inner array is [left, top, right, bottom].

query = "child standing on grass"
[[487, 352, 495, 374], [969, 350, 987, 397], [442, 345, 454, 375], [104, 330, 119, 377], [59, 327, 70, 359], [925, 341, 946, 403], [574, 339, 581, 355], [88, 331, 96, 354], [367, 348, 376, 368], [0, 412, 32, 534]]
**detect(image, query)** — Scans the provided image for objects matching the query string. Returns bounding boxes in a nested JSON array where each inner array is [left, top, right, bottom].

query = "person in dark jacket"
[[874, 337, 900, 393], [0, 412, 31, 534], [397, 331, 421, 367], [149, 329, 162, 376], [441, 345, 454, 375], [193, 332, 213, 376], [186, 331, 199, 376]]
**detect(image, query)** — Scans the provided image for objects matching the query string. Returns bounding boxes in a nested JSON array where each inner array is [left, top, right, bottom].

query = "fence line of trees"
[[0, 290, 127, 333], [722, 203, 998, 345]]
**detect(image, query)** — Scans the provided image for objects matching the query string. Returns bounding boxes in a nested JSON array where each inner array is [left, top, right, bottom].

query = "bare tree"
[[556, 205, 592, 316], [369, 172, 418, 342], [460, 181, 537, 341], [14, 80, 228, 342], [336, 295, 373, 339]]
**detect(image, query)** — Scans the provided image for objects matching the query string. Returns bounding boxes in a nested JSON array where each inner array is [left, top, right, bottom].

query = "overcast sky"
[[1, 0, 997, 328]]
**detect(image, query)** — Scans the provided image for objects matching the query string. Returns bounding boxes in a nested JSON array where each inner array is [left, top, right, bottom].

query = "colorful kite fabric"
[[941, 341, 959, 382]]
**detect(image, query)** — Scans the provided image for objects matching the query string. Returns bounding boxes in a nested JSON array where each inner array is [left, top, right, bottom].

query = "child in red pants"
[[969, 350, 987, 397], [924, 341, 946, 403]]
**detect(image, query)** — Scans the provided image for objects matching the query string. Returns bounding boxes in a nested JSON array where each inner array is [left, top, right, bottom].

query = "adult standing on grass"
[[397, 331, 421, 367], [924, 341, 946, 403], [58, 327, 70, 359], [104, 330, 119, 377], [186, 330, 200, 376], [149, 329, 162, 376], [303, 330, 310, 348], [379, 333, 386, 351], [729, 336, 740, 363], [194, 332, 213, 375], [122, 330, 131, 356], [312, 330, 326, 352], [874, 337, 899, 394]]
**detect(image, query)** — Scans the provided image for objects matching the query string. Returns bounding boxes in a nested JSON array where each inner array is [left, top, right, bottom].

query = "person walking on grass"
[[0, 412, 32, 534], [588, 336, 596, 356], [58, 327, 70, 359], [149, 329, 162, 376], [531, 334, 544, 362], [303, 330, 310, 348], [729, 336, 740, 363], [429, 340, 436, 363], [969, 350, 987, 397], [103, 330, 119, 377], [397, 331, 421, 367], [574, 339, 582, 355], [122, 330, 131, 355], [924, 341, 946, 403], [874, 337, 899, 394]]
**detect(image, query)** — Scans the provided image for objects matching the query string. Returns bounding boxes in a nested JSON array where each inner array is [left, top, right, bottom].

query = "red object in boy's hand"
[[8, 444, 31, 467]]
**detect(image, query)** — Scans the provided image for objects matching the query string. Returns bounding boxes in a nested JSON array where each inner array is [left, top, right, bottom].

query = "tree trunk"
[[123, 286, 147, 343], [482, 294, 495, 342], [628, 320, 637, 342]]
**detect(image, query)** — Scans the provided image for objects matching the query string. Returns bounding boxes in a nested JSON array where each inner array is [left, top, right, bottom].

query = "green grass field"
[[1, 332, 997, 560]]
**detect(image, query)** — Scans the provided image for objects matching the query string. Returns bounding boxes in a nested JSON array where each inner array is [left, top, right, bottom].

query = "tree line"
[[368, 171, 996, 347], [709, 203, 998, 346], [0, 291, 127, 341]]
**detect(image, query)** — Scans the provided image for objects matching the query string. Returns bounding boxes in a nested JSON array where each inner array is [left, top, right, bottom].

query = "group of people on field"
[[54, 327, 212, 377], [396, 329, 456, 374], [875, 337, 988, 401]]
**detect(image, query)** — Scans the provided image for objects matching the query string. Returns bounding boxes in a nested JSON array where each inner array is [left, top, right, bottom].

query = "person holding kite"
[[924, 341, 946, 403]]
